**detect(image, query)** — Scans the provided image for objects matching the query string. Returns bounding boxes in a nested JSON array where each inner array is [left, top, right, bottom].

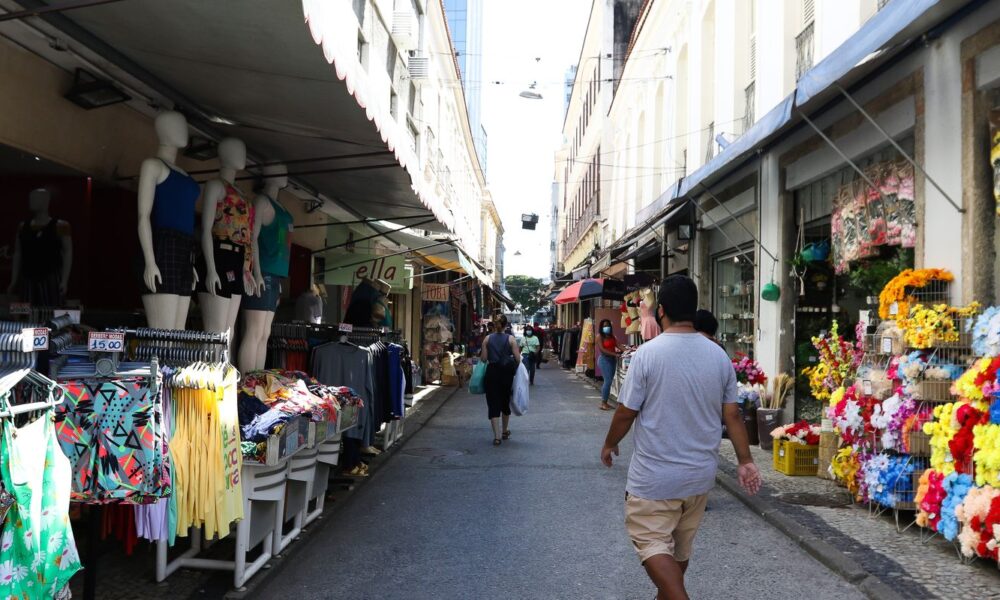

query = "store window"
[[713, 248, 755, 357], [791, 139, 916, 420]]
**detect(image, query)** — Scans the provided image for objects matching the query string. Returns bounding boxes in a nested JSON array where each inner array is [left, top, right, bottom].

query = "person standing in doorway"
[[480, 314, 522, 446], [519, 325, 541, 386], [694, 309, 724, 349], [597, 318, 623, 411], [601, 275, 761, 600]]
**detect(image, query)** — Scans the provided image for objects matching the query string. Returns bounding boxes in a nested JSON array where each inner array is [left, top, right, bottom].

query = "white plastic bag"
[[511, 363, 530, 416]]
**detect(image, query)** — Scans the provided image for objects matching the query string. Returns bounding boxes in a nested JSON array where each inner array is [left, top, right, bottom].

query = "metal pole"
[[293, 214, 435, 229], [798, 111, 890, 203], [689, 200, 757, 268], [311, 217, 439, 254], [313, 240, 454, 275], [0, 0, 125, 22], [835, 83, 963, 213], [696, 182, 779, 263]]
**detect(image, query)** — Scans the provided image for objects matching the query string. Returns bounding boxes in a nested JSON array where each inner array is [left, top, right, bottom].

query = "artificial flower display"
[[949, 403, 986, 474], [859, 453, 917, 508], [916, 469, 945, 530], [878, 268, 953, 320], [898, 302, 979, 349], [969, 305, 1000, 357], [870, 391, 918, 452], [770, 421, 821, 445], [732, 353, 767, 386], [952, 356, 1000, 402], [737, 384, 762, 407], [955, 485, 1000, 559], [803, 321, 863, 402], [938, 472, 974, 541], [973, 423, 1000, 487], [831, 446, 861, 496], [923, 403, 958, 475]]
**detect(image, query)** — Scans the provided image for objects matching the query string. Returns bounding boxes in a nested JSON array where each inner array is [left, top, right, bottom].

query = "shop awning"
[[490, 287, 516, 310], [553, 278, 626, 305], [362, 221, 493, 286], [617, 238, 660, 264], [34, 0, 453, 231], [795, 0, 968, 107]]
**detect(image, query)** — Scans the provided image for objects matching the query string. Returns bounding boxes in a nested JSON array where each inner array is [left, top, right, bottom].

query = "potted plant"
[[759, 373, 793, 451]]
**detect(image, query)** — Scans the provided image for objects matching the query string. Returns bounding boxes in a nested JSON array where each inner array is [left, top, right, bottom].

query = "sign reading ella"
[[324, 254, 413, 293]]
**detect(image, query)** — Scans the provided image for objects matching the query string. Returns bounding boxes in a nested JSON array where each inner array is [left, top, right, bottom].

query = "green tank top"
[[258, 196, 292, 277]]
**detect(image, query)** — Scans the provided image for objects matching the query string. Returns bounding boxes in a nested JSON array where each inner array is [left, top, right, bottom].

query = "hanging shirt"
[[311, 343, 375, 446], [258, 195, 293, 277]]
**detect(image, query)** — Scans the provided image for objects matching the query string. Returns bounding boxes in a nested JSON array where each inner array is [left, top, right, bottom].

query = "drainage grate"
[[401, 447, 466, 458], [776, 492, 853, 508]]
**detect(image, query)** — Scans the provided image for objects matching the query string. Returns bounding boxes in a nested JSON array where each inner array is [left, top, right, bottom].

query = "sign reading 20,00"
[[87, 331, 125, 353]]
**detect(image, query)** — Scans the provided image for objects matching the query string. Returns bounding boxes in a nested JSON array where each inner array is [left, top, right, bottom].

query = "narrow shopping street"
[[255, 367, 863, 600]]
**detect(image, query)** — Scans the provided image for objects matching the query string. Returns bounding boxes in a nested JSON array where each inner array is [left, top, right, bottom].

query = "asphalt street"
[[254, 365, 865, 600]]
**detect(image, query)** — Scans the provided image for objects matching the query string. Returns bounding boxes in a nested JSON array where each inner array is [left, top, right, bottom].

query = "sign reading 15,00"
[[87, 331, 125, 353]]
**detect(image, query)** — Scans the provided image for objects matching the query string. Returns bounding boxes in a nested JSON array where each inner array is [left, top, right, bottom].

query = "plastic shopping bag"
[[469, 361, 487, 395], [511, 363, 530, 416]]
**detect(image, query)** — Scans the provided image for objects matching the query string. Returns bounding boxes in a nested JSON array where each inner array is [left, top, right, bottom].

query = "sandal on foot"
[[599, 404, 613, 411], [502, 430, 511, 440], [493, 438, 502, 446]]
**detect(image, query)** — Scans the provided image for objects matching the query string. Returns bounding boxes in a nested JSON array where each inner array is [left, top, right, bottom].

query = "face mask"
[[525, 331, 533, 337], [602, 327, 612, 335]]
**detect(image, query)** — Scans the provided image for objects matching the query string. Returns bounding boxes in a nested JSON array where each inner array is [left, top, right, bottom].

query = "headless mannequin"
[[238, 164, 289, 372], [137, 111, 197, 329], [7, 189, 72, 305], [199, 138, 252, 345]]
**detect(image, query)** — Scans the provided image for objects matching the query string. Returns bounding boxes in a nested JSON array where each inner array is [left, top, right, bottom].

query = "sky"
[[480, 0, 591, 282]]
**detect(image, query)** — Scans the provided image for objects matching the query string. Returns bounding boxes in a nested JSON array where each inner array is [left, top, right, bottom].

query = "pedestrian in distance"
[[693, 309, 724, 349], [519, 325, 541, 385], [601, 275, 761, 600], [480, 314, 522, 446], [597, 318, 623, 411]]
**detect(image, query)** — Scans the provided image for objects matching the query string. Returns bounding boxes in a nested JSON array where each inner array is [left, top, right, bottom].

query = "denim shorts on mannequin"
[[243, 273, 282, 311]]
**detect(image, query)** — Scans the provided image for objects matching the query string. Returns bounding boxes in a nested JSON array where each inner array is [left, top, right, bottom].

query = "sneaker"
[[361, 446, 382, 456]]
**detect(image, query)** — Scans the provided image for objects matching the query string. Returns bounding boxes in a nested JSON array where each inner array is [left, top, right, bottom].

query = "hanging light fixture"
[[519, 82, 543, 100], [64, 68, 130, 109]]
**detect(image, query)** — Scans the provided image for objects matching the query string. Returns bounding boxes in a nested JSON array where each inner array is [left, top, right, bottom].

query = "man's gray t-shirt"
[[620, 332, 738, 500]]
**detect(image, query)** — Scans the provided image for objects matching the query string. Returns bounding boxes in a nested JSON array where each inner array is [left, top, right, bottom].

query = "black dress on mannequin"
[[18, 218, 64, 306]]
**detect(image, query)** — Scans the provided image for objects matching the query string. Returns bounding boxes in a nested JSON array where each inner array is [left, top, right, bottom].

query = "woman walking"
[[480, 315, 522, 445], [597, 318, 623, 411]]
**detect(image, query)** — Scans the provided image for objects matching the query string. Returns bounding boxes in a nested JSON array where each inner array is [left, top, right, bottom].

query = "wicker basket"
[[907, 431, 932, 457], [910, 380, 953, 403], [817, 432, 839, 481], [773, 440, 820, 476]]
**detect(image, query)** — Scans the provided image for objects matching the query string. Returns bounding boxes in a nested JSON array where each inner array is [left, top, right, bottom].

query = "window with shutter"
[[803, 0, 815, 25]]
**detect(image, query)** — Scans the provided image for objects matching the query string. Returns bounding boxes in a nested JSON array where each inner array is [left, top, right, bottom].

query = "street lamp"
[[519, 81, 543, 100]]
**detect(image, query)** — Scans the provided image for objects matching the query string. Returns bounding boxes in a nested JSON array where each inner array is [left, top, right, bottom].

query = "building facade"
[[444, 0, 487, 172]]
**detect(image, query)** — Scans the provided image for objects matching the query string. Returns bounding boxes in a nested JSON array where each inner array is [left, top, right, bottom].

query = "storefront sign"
[[422, 283, 449, 302], [323, 254, 413, 293]]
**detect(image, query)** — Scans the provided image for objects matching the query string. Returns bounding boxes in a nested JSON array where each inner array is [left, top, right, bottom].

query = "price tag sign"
[[889, 302, 899, 316], [9, 302, 30, 316], [338, 323, 353, 333], [88, 331, 125, 353], [881, 336, 893, 354], [863, 380, 873, 396], [30, 328, 49, 351]]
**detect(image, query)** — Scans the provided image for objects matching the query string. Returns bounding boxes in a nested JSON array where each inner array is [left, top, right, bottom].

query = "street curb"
[[219, 384, 462, 600], [716, 471, 906, 600]]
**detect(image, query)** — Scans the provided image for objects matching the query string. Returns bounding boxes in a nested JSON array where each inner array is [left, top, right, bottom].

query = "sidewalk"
[[717, 444, 1000, 599]]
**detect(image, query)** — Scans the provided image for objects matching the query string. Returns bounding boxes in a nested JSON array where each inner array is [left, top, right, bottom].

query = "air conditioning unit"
[[408, 55, 429, 80], [392, 10, 418, 51]]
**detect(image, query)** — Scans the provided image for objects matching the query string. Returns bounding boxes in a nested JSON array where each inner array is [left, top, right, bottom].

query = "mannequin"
[[7, 189, 72, 307], [238, 164, 291, 372], [294, 284, 324, 324], [136, 111, 202, 329], [344, 278, 391, 328], [197, 138, 255, 346]]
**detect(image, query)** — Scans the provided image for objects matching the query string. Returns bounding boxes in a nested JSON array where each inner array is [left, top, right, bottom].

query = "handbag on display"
[[469, 361, 487, 395], [511, 363, 530, 416]]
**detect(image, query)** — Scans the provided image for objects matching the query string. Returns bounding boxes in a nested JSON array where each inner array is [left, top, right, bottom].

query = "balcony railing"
[[796, 22, 815, 80], [743, 81, 756, 134], [564, 195, 600, 254]]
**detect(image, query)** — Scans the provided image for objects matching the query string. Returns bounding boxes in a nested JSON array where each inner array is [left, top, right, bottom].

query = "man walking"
[[601, 275, 761, 600]]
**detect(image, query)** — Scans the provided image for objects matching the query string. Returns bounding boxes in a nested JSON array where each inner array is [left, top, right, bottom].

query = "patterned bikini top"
[[211, 183, 254, 248]]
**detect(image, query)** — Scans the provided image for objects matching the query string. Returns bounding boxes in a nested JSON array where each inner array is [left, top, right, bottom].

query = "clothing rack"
[[0, 319, 41, 333], [0, 331, 36, 369], [120, 328, 230, 365], [0, 368, 64, 417]]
